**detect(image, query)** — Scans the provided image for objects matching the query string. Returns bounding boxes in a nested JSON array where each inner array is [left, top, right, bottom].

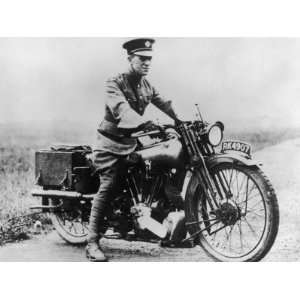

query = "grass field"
[[0, 122, 299, 243], [0, 122, 95, 243]]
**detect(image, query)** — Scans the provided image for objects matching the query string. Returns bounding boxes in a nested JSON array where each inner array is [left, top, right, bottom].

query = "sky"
[[0, 38, 300, 131]]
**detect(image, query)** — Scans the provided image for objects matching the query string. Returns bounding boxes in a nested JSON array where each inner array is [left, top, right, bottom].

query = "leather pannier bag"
[[35, 145, 99, 193]]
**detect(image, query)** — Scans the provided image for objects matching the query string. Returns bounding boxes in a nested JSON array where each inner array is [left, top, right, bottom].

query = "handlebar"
[[131, 129, 161, 138], [130, 124, 177, 139], [130, 120, 210, 139], [130, 120, 211, 139]]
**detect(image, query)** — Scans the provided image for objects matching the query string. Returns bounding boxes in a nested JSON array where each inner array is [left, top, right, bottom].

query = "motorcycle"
[[31, 108, 279, 262]]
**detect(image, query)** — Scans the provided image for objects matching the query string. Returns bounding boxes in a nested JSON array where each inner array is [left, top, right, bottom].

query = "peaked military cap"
[[123, 38, 155, 57]]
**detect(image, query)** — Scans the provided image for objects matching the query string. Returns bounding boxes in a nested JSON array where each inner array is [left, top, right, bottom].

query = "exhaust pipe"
[[31, 188, 95, 200]]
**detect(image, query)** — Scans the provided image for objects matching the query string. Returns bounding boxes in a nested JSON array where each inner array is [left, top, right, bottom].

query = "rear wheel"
[[185, 163, 279, 262], [49, 198, 90, 245]]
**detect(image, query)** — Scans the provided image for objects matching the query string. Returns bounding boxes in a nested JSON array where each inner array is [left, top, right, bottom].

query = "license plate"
[[221, 140, 252, 157]]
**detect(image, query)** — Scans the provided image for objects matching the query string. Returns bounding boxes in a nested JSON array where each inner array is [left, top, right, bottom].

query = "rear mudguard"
[[205, 152, 262, 169]]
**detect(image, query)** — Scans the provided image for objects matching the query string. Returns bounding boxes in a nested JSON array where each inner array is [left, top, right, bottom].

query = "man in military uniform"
[[86, 38, 183, 262]]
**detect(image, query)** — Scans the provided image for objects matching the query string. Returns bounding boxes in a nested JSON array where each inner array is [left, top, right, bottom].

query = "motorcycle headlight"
[[207, 122, 224, 146]]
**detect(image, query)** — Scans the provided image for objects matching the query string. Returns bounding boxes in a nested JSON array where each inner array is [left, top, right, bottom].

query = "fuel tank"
[[136, 138, 184, 168]]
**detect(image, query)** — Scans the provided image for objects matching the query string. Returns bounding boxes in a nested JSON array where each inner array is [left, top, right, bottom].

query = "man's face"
[[129, 55, 152, 76]]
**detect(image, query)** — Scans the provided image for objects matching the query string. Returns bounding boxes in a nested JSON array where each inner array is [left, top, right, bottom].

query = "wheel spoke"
[[247, 207, 265, 213], [243, 192, 261, 202], [242, 217, 258, 238], [247, 182, 258, 198], [228, 225, 234, 252], [56, 209, 89, 238], [211, 221, 223, 241], [228, 164, 234, 187], [237, 172, 247, 201], [238, 219, 244, 251], [247, 199, 264, 210], [68, 222, 75, 233], [235, 170, 240, 200], [246, 209, 265, 217]]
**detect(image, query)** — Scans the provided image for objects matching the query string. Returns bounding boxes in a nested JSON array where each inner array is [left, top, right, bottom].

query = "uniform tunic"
[[94, 69, 178, 170]]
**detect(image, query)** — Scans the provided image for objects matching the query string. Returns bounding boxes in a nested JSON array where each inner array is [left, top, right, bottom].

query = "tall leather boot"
[[86, 241, 107, 262], [86, 216, 108, 262], [86, 185, 109, 262], [86, 168, 118, 262]]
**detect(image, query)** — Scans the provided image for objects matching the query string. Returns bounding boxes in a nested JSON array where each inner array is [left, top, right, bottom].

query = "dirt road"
[[0, 138, 299, 261]]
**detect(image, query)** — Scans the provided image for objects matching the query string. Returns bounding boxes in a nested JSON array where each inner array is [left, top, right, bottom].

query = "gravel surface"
[[0, 138, 299, 261]]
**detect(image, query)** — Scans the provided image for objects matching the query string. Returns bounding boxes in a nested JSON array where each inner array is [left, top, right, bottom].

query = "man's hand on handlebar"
[[122, 120, 183, 139], [119, 121, 160, 138], [137, 120, 160, 132]]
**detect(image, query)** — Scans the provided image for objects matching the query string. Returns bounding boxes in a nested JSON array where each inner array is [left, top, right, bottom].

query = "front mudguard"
[[183, 152, 261, 200], [205, 152, 262, 169]]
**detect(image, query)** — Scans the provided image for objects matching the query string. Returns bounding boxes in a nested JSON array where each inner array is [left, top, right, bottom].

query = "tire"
[[50, 212, 89, 245], [185, 163, 279, 262]]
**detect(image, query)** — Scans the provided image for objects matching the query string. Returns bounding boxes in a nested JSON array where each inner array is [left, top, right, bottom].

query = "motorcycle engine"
[[130, 202, 187, 242]]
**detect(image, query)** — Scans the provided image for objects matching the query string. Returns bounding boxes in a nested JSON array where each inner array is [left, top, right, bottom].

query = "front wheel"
[[185, 163, 279, 262]]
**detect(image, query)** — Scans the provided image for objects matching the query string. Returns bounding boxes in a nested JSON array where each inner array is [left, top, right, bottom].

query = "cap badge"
[[145, 41, 151, 48]]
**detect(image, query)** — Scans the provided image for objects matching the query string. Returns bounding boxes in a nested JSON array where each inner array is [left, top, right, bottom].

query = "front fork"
[[191, 161, 232, 212]]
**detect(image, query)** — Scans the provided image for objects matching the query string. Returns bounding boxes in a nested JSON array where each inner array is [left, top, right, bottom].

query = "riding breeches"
[[88, 151, 124, 242]]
